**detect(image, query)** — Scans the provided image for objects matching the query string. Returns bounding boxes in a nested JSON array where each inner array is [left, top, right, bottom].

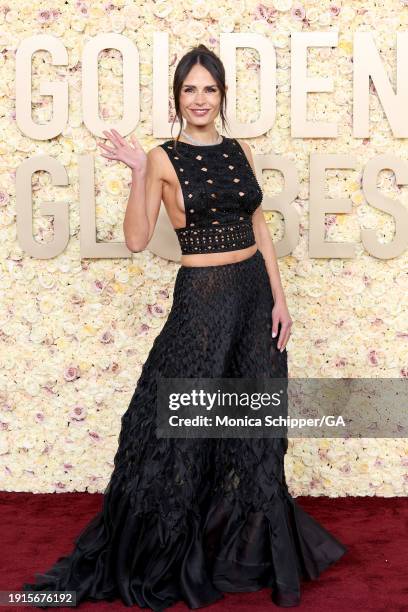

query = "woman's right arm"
[[123, 147, 164, 252], [97, 129, 165, 253]]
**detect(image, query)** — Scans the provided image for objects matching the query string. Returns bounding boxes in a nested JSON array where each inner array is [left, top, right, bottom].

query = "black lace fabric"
[[175, 219, 256, 254], [22, 250, 347, 610], [160, 136, 263, 255]]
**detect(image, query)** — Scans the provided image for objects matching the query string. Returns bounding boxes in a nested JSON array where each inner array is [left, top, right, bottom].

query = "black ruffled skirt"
[[22, 249, 347, 610]]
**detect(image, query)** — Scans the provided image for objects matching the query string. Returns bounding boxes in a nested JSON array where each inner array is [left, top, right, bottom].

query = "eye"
[[183, 87, 218, 93]]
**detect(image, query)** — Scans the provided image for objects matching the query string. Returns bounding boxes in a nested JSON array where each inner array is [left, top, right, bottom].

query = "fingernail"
[[272, 332, 277, 338]]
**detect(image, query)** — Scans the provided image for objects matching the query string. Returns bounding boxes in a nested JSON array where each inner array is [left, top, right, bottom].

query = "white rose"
[[341, 5, 355, 21], [273, 0, 292, 11], [318, 11, 332, 26], [305, 7, 320, 22], [23, 380, 41, 397], [273, 32, 289, 49], [152, 0, 173, 18], [70, 15, 85, 32], [115, 269, 129, 283], [218, 16, 236, 32], [191, 0, 209, 19], [110, 14, 126, 33]]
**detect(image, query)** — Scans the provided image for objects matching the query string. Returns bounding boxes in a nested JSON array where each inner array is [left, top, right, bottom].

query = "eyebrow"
[[182, 84, 218, 87]]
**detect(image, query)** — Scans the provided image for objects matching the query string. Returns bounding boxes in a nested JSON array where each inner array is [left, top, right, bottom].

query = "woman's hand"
[[272, 298, 293, 352], [97, 129, 147, 173]]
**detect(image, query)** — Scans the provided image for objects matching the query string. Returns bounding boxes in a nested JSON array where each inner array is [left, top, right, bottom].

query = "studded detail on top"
[[159, 136, 263, 255]]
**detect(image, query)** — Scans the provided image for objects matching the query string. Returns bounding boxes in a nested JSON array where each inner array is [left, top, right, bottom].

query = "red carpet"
[[2, 492, 407, 611]]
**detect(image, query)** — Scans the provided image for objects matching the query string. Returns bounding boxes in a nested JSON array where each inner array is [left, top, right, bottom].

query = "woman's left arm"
[[238, 139, 293, 352]]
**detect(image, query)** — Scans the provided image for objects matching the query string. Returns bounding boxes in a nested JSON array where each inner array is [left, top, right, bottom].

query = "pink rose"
[[291, 4, 306, 20], [100, 330, 114, 344], [368, 350, 378, 366], [70, 405, 87, 421], [37, 9, 54, 23], [64, 366, 80, 382]]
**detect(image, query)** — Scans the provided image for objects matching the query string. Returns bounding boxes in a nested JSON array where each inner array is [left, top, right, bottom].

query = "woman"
[[23, 44, 347, 610]]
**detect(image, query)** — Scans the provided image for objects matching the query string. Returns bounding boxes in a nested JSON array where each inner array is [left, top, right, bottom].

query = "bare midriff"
[[180, 244, 258, 267]]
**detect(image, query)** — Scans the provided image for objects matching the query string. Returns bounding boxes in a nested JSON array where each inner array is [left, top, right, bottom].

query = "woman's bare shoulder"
[[236, 138, 252, 157], [146, 144, 172, 180], [236, 139, 256, 173], [148, 143, 168, 158]]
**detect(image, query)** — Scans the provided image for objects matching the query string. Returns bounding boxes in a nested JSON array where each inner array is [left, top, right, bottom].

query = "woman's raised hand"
[[97, 129, 147, 173]]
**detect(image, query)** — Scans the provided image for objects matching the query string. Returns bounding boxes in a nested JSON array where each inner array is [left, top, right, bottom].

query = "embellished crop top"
[[159, 136, 263, 255]]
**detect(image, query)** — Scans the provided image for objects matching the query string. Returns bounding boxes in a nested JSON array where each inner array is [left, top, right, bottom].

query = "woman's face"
[[179, 64, 222, 128]]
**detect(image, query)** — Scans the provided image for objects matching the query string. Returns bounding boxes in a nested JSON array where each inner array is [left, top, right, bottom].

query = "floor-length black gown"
[[22, 136, 347, 610]]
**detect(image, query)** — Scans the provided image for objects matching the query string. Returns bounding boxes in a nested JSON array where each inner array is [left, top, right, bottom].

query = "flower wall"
[[0, 0, 407, 495]]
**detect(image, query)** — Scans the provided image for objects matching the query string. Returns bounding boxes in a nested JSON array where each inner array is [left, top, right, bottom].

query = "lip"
[[190, 109, 210, 112]]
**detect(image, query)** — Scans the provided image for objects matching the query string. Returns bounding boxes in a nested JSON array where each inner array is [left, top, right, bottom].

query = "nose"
[[194, 92, 206, 102]]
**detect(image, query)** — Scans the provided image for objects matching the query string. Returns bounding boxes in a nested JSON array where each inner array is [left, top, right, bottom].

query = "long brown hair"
[[170, 44, 230, 154]]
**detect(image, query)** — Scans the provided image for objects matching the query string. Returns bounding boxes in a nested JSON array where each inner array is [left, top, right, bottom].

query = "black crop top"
[[159, 136, 263, 255]]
